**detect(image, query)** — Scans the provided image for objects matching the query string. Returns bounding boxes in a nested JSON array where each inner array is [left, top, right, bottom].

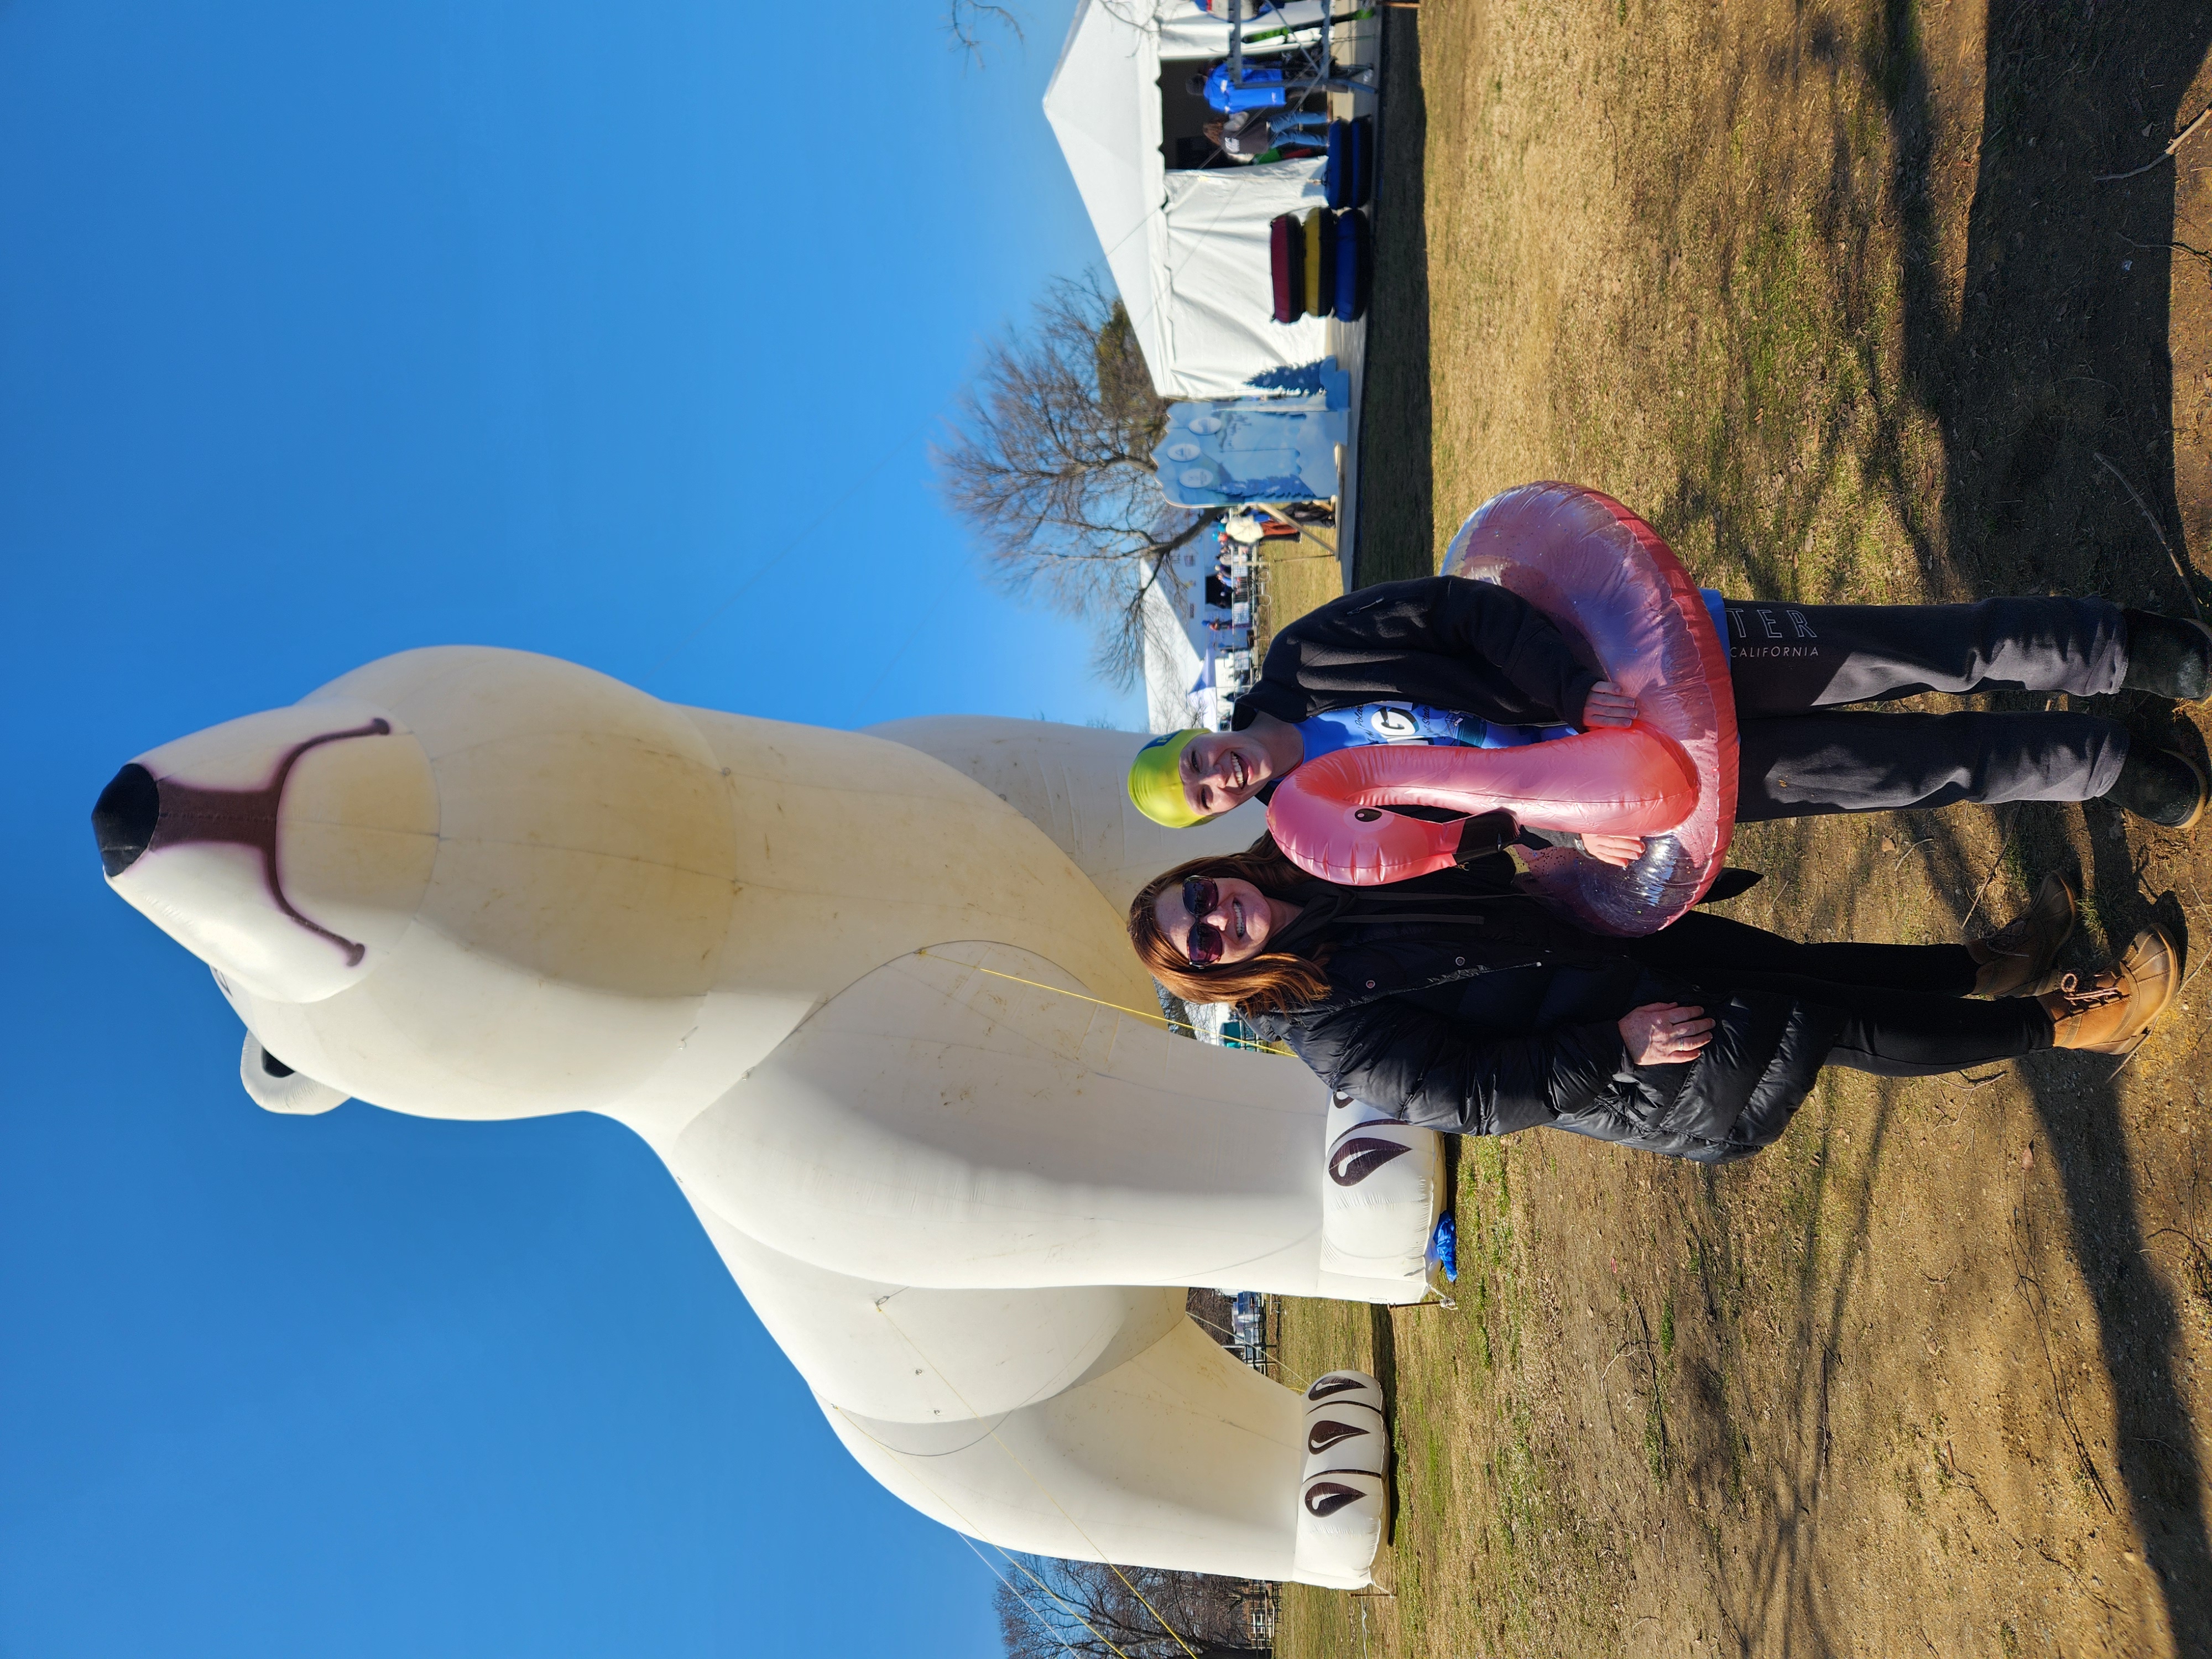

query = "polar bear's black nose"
[[92, 763, 160, 878]]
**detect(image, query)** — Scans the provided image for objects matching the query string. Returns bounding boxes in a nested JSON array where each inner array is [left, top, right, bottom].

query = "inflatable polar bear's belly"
[[92, 646, 1444, 1587]]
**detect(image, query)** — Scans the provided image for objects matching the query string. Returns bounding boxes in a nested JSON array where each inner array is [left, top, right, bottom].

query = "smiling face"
[[1179, 731, 1280, 817], [1152, 874, 1283, 968]]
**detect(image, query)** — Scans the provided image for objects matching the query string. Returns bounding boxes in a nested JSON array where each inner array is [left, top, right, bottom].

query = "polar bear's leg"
[[671, 945, 1340, 1293], [682, 1197, 1188, 1424], [822, 1318, 1387, 1589]]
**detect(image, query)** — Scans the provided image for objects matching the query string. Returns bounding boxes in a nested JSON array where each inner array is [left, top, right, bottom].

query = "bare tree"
[[935, 275, 1218, 689], [946, 0, 1025, 65], [992, 1553, 1274, 1659]]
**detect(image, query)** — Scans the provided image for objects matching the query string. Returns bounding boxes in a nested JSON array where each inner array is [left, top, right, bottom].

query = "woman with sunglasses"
[[1126, 841, 2178, 1165]]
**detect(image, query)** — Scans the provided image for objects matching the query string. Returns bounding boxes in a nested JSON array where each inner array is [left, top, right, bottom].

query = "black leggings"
[[1621, 911, 2054, 1077]]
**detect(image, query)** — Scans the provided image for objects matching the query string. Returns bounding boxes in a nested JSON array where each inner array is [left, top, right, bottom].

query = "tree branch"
[[947, 0, 1024, 67], [935, 274, 1217, 687]]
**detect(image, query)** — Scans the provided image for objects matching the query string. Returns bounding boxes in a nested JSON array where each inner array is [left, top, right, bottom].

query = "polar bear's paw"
[[1291, 1369, 1389, 1585]]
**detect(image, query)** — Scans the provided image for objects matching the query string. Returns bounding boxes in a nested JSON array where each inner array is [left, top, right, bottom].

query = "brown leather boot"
[[1968, 873, 2077, 997], [2039, 925, 2182, 1053]]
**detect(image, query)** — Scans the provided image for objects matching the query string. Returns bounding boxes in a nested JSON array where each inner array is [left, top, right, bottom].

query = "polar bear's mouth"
[[92, 718, 392, 966]]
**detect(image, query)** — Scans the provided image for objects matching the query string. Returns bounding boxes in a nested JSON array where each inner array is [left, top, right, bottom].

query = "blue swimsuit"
[[1295, 702, 1577, 761]]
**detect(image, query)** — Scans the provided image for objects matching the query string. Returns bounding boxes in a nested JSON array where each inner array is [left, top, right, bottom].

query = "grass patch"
[[1251, 536, 1344, 660], [1281, 0, 2212, 1653]]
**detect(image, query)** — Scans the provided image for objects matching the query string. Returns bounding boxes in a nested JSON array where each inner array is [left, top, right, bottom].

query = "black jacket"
[[1243, 864, 1840, 1165], [1232, 576, 1602, 742]]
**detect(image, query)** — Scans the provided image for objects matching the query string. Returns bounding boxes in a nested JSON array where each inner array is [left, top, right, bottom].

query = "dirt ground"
[[1279, 1, 2212, 1655]]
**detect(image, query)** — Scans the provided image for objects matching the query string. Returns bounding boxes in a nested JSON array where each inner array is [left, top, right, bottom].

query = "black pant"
[[1623, 911, 2053, 1077], [1721, 596, 2131, 821]]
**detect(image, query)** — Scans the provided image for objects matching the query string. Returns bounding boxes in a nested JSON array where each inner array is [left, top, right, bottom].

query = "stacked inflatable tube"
[[1333, 210, 1370, 322], [1270, 213, 1305, 324], [1266, 483, 1738, 935], [1325, 118, 1373, 211], [1302, 208, 1338, 317]]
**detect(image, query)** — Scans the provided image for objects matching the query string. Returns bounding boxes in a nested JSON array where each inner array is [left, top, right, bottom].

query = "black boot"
[[2107, 743, 2208, 829], [2122, 610, 2212, 701]]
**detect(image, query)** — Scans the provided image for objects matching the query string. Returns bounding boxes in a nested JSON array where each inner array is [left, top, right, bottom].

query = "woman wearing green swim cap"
[[1128, 719, 1308, 827]]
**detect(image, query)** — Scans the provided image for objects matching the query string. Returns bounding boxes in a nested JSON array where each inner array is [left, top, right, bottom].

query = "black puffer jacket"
[[1233, 576, 1601, 739], [1241, 863, 1841, 1165]]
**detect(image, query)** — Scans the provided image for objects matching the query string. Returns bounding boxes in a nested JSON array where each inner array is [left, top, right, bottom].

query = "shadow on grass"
[[1911, 1, 2212, 1641], [1370, 1302, 1401, 1547], [1679, 985, 1914, 1656], [1350, 4, 1434, 589], [1716, 3, 2210, 1646], [1635, 4, 2210, 1642]]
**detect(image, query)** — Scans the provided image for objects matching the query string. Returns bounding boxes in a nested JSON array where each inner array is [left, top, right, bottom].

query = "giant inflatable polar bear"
[[92, 647, 1448, 1587]]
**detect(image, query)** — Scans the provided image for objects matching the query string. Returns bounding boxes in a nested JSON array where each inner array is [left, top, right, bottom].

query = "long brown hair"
[[1127, 835, 1333, 1014]]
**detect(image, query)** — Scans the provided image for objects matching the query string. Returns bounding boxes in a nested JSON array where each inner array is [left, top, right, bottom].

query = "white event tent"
[[1044, 0, 1335, 398], [1140, 576, 1206, 732]]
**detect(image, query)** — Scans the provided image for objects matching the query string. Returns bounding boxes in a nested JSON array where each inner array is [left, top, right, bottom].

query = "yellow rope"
[[886, 943, 1305, 1654], [913, 948, 1297, 1058], [995, 1546, 1145, 1659], [872, 1297, 1206, 1659], [950, 1527, 1104, 1659], [830, 1407, 1143, 1659]]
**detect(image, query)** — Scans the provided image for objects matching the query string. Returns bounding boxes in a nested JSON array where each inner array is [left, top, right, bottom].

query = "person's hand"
[[1580, 833, 1647, 868], [1619, 1002, 1714, 1065], [1582, 680, 1637, 729]]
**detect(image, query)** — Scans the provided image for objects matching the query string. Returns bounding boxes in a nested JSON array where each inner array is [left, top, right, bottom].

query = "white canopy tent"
[[1140, 576, 1206, 732], [1044, 0, 1334, 398]]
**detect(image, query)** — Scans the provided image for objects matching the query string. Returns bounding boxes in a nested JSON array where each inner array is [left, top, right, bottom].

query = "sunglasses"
[[1181, 877, 1224, 967]]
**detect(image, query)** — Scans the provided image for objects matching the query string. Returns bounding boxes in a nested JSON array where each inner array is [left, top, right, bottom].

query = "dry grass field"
[[1275, 2, 2212, 1654], [1253, 534, 1348, 654]]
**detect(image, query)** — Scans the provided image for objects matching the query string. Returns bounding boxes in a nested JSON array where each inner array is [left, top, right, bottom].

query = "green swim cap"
[[1128, 730, 1212, 828]]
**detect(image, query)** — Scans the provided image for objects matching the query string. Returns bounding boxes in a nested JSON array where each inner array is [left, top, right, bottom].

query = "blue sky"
[[1, 2, 1128, 1653]]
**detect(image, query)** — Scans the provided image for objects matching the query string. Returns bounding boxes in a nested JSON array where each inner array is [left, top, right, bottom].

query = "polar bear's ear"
[[239, 1034, 348, 1116]]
